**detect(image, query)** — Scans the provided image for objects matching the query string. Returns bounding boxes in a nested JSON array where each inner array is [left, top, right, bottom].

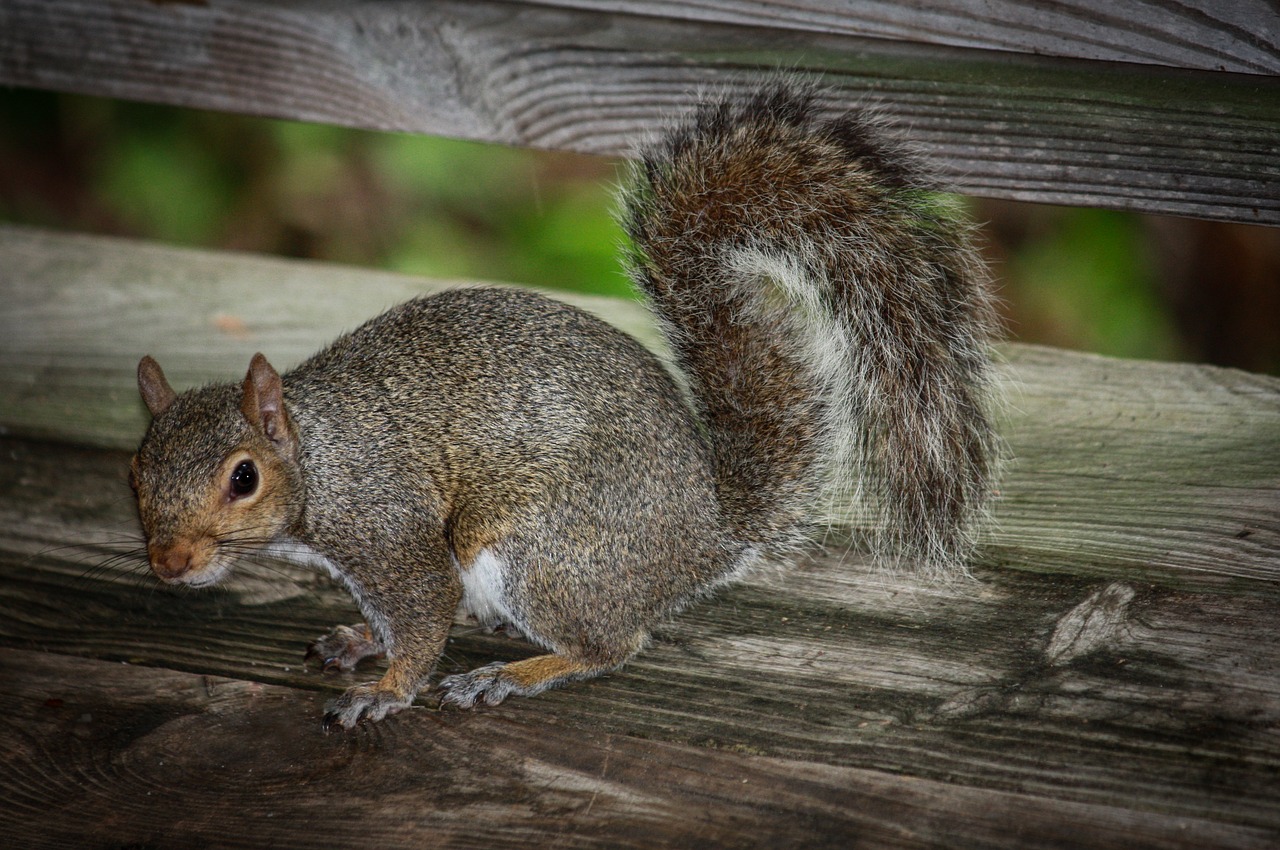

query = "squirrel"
[[130, 84, 1000, 730]]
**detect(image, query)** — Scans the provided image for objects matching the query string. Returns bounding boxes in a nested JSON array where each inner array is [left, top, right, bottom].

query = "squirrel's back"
[[286, 288, 718, 538]]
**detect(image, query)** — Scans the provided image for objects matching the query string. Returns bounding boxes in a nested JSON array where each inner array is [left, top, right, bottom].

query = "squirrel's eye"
[[229, 460, 258, 498]]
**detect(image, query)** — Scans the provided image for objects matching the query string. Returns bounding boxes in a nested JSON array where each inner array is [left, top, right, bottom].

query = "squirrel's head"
[[131, 354, 304, 588]]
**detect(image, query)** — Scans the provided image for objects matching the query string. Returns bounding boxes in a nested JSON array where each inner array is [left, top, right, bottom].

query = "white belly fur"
[[271, 539, 523, 649], [458, 548, 515, 630]]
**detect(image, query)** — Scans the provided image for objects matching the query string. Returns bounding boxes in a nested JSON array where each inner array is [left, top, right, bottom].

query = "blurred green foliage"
[[0, 89, 631, 298], [1000, 208, 1180, 361], [0, 87, 1238, 367]]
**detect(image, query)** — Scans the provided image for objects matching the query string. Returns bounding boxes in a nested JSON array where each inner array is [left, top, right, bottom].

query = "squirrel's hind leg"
[[437, 654, 621, 709]]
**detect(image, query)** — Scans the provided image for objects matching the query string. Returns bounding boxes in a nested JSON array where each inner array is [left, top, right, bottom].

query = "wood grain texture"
[[2, 226, 1277, 589], [4, 648, 1274, 849], [975, 344, 1280, 586], [525, 0, 1280, 75], [0, 0, 1277, 223], [2, 440, 1279, 845]]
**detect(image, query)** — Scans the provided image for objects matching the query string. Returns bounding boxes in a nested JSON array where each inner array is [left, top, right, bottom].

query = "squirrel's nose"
[[150, 544, 195, 582]]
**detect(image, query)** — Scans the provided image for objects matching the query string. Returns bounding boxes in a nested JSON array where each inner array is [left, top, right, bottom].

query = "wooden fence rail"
[[1, 0, 1278, 223]]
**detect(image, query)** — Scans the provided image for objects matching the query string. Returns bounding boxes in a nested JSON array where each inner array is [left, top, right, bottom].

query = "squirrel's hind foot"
[[305, 623, 385, 673], [437, 654, 613, 709]]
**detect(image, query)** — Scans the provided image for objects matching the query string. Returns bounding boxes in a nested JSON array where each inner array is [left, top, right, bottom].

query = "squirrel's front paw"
[[305, 623, 384, 673], [322, 683, 410, 730], [437, 662, 519, 709]]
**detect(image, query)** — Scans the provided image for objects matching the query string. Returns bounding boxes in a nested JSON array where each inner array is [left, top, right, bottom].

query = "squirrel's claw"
[[322, 683, 410, 731], [305, 623, 384, 673], [437, 662, 517, 709]]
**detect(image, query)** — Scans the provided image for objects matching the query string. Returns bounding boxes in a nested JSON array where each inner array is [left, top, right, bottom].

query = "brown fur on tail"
[[620, 83, 1000, 575]]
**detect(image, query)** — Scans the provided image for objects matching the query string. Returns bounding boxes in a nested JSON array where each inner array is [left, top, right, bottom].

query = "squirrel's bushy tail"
[[620, 84, 1000, 577]]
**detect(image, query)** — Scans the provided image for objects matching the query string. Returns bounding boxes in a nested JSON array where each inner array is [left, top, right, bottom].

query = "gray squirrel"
[[131, 84, 1000, 730]]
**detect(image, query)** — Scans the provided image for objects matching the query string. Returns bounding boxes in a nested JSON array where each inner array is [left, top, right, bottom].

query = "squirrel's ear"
[[241, 353, 293, 448], [138, 356, 177, 418]]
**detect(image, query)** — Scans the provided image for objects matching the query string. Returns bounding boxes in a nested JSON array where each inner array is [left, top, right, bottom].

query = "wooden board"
[[3, 225, 1278, 591], [2, 224, 1278, 845], [2, 437, 1280, 847], [525, 1, 1280, 75], [4, 646, 1274, 849], [1, 0, 1277, 224]]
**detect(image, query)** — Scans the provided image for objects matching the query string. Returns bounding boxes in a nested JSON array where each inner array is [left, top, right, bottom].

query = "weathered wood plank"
[[4, 648, 1272, 849], [1, 438, 1279, 842], [1, 0, 1277, 223], [0, 226, 666, 446], [526, 1, 1280, 75], [2, 226, 1278, 588], [979, 345, 1280, 587]]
